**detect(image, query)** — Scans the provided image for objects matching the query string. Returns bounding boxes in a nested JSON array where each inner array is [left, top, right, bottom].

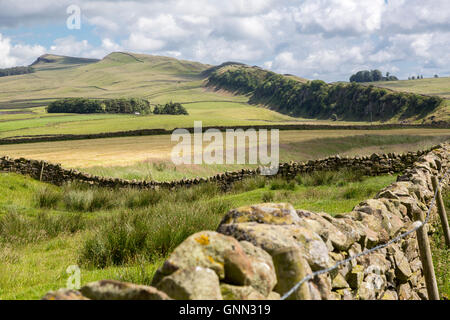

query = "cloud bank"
[[0, 0, 449, 81]]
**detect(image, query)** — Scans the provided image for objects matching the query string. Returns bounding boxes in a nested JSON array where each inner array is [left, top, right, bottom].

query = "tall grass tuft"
[[63, 189, 94, 211], [295, 168, 365, 187], [269, 178, 296, 191], [125, 189, 164, 209], [90, 188, 120, 211], [0, 210, 85, 244], [35, 187, 62, 209], [78, 199, 232, 268], [231, 176, 267, 193]]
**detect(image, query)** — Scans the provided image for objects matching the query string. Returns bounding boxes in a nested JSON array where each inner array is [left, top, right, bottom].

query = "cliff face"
[[42, 144, 449, 300]]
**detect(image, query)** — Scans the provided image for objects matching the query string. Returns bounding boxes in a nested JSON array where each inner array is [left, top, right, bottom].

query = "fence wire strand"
[[281, 167, 449, 300]]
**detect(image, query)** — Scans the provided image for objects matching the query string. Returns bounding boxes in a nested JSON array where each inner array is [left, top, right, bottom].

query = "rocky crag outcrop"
[[43, 144, 449, 300]]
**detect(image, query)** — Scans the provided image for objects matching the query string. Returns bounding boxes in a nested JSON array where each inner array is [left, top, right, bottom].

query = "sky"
[[0, 0, 449, 82]]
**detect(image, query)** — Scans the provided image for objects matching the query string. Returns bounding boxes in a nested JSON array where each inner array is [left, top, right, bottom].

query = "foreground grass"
[[430, 191, 450, 299], [0, 170, 396, 299]]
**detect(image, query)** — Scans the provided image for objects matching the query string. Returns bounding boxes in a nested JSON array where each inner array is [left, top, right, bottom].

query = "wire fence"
[[281, 168, 449, 300]]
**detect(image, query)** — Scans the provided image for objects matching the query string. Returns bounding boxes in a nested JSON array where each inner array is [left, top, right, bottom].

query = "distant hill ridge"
[[1, 51, 447, 123], [30, 54, 100, 71]]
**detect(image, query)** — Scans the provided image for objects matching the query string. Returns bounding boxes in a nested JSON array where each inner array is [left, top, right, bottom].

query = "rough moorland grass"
[[77, 170, 396, 268], [78, 199, 231, 268], [0, 170, 396, 299], [0, 211, 85, 244]]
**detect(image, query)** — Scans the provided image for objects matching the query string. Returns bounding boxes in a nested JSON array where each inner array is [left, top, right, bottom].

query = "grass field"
[[0, 130, 448, 181], [372, 77, 450, 99], [370, 77, 450, 123], [0, 170, 396, 299]]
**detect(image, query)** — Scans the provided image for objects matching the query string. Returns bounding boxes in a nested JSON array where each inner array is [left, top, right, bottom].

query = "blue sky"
[[0, 0, 449, 82]]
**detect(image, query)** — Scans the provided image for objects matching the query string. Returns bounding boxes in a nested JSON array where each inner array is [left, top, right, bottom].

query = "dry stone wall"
[[0, 147, 436, 190], [43, 143, 449, 300]]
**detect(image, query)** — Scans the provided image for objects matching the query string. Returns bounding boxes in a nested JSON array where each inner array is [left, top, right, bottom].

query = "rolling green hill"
[[30, 54, 100, 71], [0, 52, 213, 109], [368, 77, 450, 124], [0, 52, 301, 139], [206, 64, 444, 123], [0, 52, 448, 142]]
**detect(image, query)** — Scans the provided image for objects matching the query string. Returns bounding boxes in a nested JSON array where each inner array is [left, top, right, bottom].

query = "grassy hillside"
[[0, 52, 212, 109], [371, 77, 450, 99], [370, 77, 450, 123], [30, 54, 100, 71], [207, 64, 443, 123], [0, 52, 310, 139]]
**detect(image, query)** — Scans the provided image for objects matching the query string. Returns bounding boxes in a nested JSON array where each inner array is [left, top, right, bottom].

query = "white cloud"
[[0, 33, 45, 67], [125, 33, 166, 52], [49, 36, 91, 57], [193, 38, 264, 63], [0, 0, 449, 80], [293, 0, 386, 36]]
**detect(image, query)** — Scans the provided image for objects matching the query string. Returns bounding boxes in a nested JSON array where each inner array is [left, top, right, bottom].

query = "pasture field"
[[371, 77, 450, 123], [372, 77, 450, 99], [0, 170, 396, 299], [0, 130, 448, 181], [0, 102, 306, 139]]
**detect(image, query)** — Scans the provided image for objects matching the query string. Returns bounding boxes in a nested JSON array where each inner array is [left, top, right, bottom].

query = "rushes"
[[35, 187, 62, 209], [0, 211, 85, 244], [78, 199, 231, 268], [3, 168, 394, 269]]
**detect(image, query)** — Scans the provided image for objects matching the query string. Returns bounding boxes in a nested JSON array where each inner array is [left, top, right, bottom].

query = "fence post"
[[39, 162, 45, 181], [413, 210, 440, 300], [431, 176, 450, 247]]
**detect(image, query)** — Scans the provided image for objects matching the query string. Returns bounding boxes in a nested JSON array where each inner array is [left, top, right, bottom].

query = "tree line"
[[47, 98, 188, 115], [350, 70, 398, 82], [0, 66, 34, 77], [207, 66, 442, 122]]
